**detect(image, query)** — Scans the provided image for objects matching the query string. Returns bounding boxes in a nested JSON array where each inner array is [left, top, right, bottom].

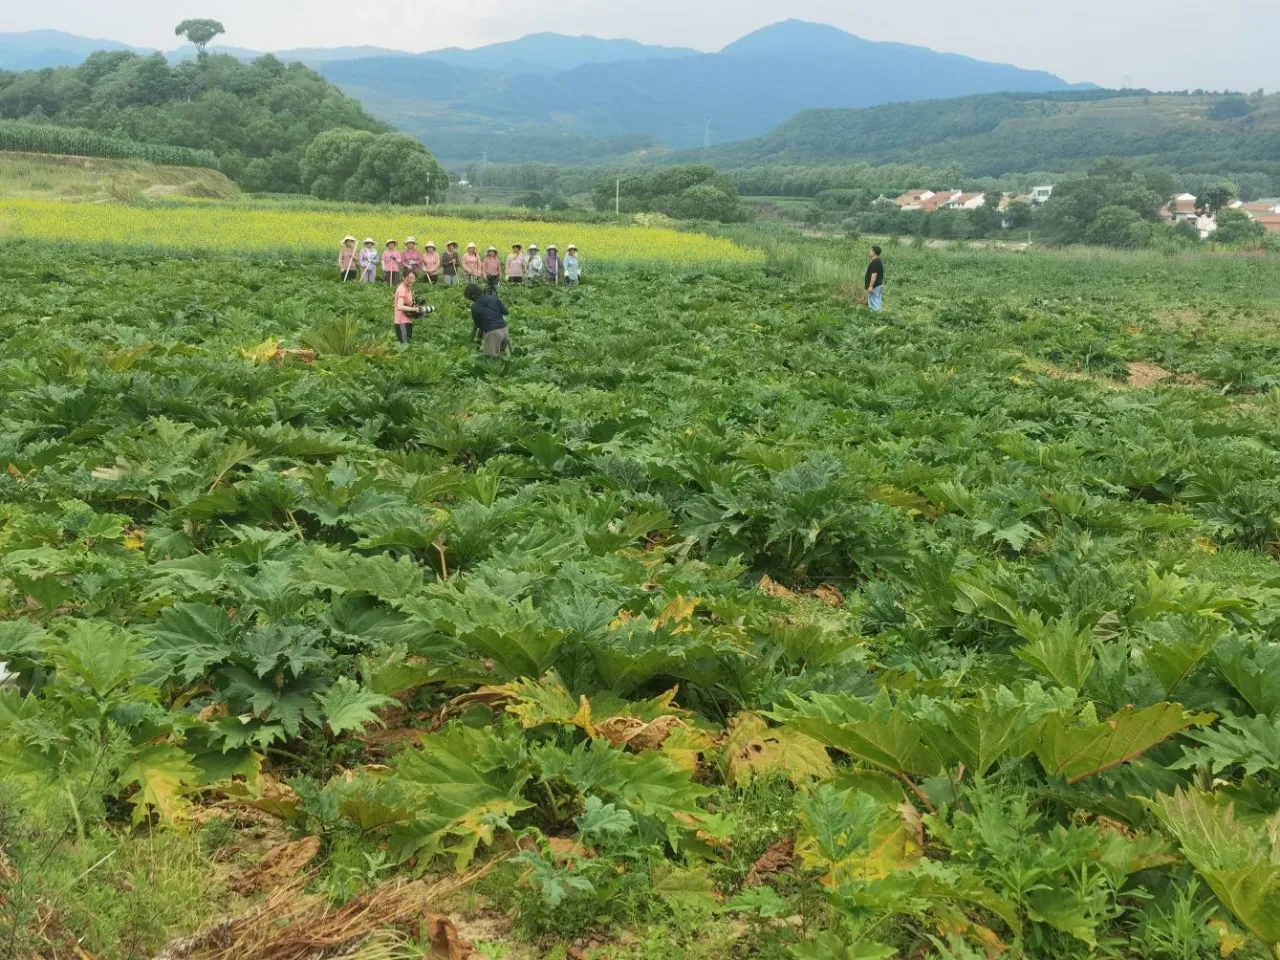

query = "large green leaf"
[[299, 545, 426, 607], [770, 692, 940, 778], [391, 723, 533, 869], [917, 686, 1040, 776], [1014, 613, 1095, 692], [317, 676, 396, 735], [1144, 789, 1280, 950], [1033, 702, 1214, 784], [144, 603, 237, 683], [1142, 614, 1228, 696]]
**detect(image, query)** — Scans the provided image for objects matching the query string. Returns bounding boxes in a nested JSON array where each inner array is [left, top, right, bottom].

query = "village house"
[[1162, 193, 1200, 223], [1029, 185, 1054, 205]]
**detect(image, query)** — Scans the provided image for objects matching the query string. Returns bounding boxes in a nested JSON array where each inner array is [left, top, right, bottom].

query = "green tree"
[[1201, 185, 1234, 213], [301, 128, 377, 200], [174, 19, 225, 59], [1213, 208, 1266, 245], [1085, 205, 1151, 248], [344, 132, 449, 206], [660, 183, 744, 222]]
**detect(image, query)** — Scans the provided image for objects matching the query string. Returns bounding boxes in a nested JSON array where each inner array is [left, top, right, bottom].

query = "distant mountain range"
[[0, 28, 695, 71], [318, 20, 1090, 163]]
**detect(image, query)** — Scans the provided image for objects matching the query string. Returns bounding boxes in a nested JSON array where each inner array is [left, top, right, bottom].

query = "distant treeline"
[[0, 119, 217, 168], [0, 50, 448, 201]]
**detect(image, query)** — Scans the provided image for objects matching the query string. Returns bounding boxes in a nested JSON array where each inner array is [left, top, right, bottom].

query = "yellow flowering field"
[[0, 198, 760, 265]]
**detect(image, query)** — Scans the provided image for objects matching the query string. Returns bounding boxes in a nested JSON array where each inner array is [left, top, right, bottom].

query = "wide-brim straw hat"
[[344, 235, 356, 242], [425, 241, 436, 249], [405, 236, 417, 244], [486, 246, 498, 253], [386, 239, 397, 245], [547, 244, 557, 251], [363, 238, 375, 244], [567, 243, 578, 251], [468, 242, 478, 250], [528, 243, 539, 250]]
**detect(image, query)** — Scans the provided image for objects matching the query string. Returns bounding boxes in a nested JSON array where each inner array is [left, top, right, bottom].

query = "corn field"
[[0, 120, 218, 169]]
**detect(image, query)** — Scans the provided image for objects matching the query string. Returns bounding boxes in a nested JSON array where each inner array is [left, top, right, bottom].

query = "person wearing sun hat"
[[382, 239, 401, 287], [462, 242, 483, 285], [483, 246, 502, 290], [506, 243, 525, 284], [358, 238, 379, 283], [338, 235, 358, 281], [543, 244, 561, 285], [442, 242, 461, 287], [401, 237, 423, 276], [564, 243, 581, 286], [418, 241, 439, 285], [524, 243, 544, 284]]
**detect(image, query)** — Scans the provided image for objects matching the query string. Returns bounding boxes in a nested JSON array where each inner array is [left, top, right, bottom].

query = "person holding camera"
[[393, 269, 434, 345]]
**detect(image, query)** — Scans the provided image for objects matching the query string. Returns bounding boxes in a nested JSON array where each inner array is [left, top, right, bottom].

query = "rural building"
[[949, 192, 987, 210], [1254, 214, 1280, 234], [1163, 193, 1200, 223], [1194, 214, 1218, 239], [1029, 185, 1054, 205]]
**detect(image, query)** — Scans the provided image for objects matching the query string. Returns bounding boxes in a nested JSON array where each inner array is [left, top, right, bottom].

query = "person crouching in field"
[[466, 283, 510, 357], [394, 269, 430, 344], [383, 240, 401, 287], [506, 244, 525, 284], [463, 243, 483, 285], [865, 245, 885, 312], [401, 238, 423, 276], [564, 244, 581, 286], [339, 235, 358, 280], [359, 238, 379, 283], [442, 242, 460, 287], [483, 247, 502, 290], [422, 241, 441, 285], [544, 244, 560, 284]]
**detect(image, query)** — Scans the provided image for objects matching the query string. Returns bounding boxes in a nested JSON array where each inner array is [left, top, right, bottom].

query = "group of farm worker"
[[338, 236, 582, 288]]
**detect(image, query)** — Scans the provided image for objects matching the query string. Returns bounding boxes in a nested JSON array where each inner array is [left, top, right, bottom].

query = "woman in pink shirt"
[[482, 246, 502, 290], [382, 240, 401, 287], [462, 242, 482, 284], [338, 235, 358, 281], [421, 241, 441, 285], [393, 269, 423, 344], [506, 243, 524, 284], [400, 237, 424, 275]]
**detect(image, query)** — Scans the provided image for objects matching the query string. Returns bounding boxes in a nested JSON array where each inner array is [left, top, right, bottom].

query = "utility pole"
[[616, 178, 620, 216]]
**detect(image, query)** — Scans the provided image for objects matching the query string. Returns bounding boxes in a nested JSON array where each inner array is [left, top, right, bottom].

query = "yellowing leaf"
[[121, 742, 199, 825], [1209, 918, 1246, 957], [1034, 702, 1214, 783], [723, 711, 834, 786]]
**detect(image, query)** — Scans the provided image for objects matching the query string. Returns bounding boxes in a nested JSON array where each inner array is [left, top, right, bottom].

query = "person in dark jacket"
[[465, 283, 510, 356]]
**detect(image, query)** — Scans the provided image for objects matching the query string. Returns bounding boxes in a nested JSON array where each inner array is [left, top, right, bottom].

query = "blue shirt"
[[564, 255, 580, 281]]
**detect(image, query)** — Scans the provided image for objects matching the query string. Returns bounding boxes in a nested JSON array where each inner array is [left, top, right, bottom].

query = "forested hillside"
[[0, 50, 445, 199], [681, 90, 1280, 191]]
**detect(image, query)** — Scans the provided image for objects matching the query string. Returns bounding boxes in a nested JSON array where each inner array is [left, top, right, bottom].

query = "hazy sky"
[[2, 0, 1273, 91]]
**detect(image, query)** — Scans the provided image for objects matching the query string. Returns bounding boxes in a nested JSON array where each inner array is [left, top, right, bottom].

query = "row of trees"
[[590, 166, 747, 222], [0, 44, 449, 202]]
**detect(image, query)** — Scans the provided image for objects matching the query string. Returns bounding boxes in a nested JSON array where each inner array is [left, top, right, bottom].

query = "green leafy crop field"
[[2, 237, 1280, 959]]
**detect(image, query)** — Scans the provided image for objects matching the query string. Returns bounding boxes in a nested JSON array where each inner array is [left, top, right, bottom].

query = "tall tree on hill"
[[175, 19, 225, 59]]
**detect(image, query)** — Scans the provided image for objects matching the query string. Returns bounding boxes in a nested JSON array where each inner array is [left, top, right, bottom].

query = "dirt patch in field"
[[1126, 361, 1175, 388]]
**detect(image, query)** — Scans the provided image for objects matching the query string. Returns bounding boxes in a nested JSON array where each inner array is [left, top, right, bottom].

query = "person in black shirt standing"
[[465, 283, 510, 356], [865, 245, 885, 313]]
